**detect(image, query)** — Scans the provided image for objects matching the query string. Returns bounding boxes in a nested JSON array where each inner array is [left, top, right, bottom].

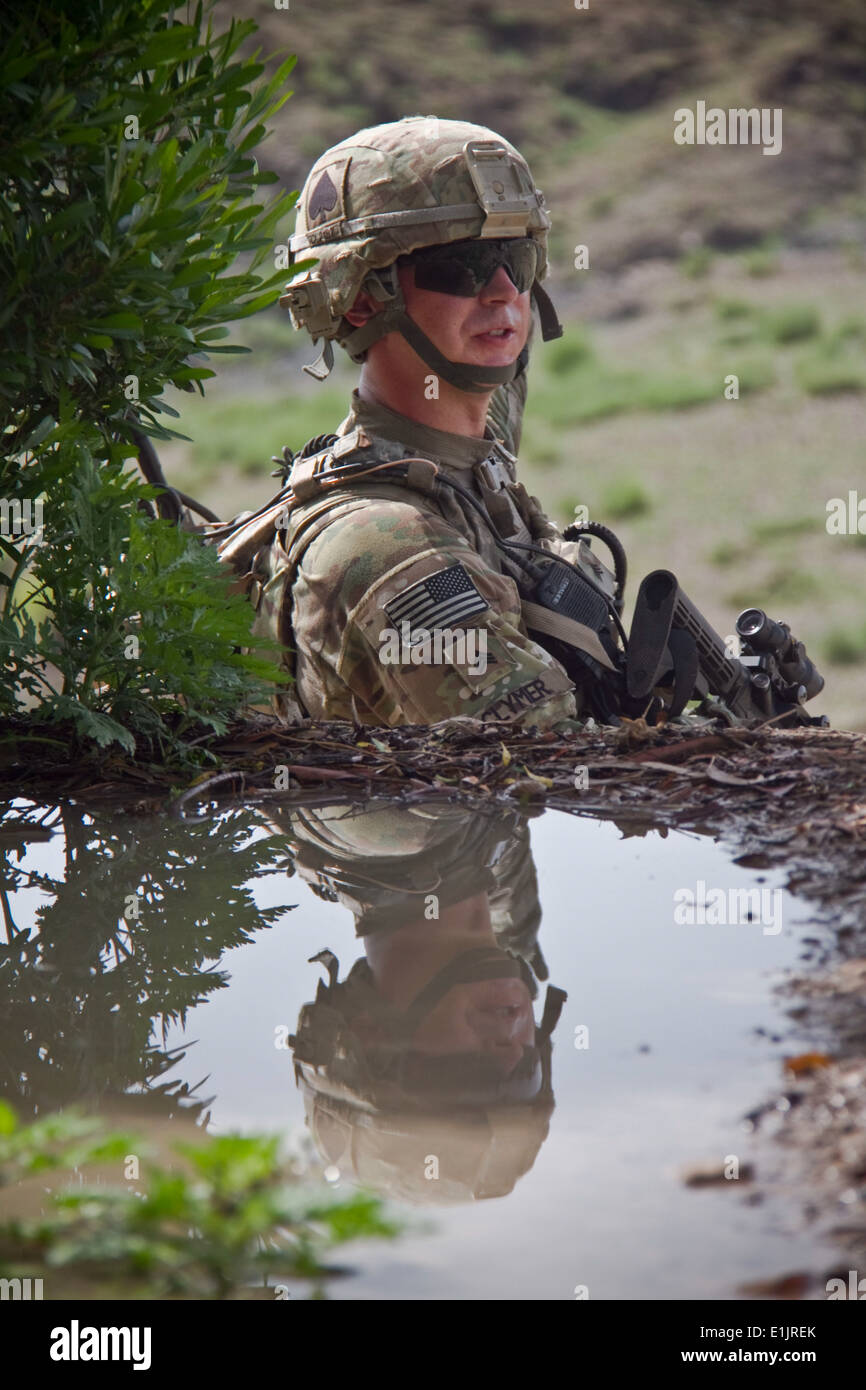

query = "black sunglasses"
[[402, 237, 539, 297]]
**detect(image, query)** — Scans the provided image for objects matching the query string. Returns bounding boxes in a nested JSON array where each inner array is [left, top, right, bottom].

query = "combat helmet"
[[280, 115, 562, 393]]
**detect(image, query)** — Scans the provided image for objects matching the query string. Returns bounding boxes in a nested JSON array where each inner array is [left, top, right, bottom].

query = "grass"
[[796, 358, 866, 397], [830, 314, 866, 346], [714, 298, 754, 321], [527, 308, 782, 431], [601, 479, 652, 519], [709, 540, 745, 567], [157, 385, 351, 475], [749, 515, 817, 542], [546, 331, 595, 374], [726, 569, 822, 610], [761, 304, 821, 345], [823, 626, 866, 666], [633, 371, 719, 411], [679, 246, 714, 279], [742, 243, 782, 278]]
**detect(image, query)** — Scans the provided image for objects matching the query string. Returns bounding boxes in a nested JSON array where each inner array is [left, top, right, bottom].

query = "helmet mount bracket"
[[463, 139, 546, 238]]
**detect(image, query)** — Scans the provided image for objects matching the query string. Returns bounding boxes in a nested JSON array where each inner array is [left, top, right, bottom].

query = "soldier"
[[248, 115, 621, 728], [275, 795, 567, 1204]]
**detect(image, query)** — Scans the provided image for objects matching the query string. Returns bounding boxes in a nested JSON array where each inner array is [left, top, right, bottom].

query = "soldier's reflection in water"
[[273, 799, 567, 1204]]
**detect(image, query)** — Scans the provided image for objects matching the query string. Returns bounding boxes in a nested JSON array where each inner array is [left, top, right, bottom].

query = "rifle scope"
[[735, 608, 824, 700]]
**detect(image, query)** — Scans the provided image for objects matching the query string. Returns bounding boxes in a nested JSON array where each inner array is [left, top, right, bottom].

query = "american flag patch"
[[384, 563, 488, 640]]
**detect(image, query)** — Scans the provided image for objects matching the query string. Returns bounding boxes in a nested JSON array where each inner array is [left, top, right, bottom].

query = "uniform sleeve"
[[291, 497, 577, 728]]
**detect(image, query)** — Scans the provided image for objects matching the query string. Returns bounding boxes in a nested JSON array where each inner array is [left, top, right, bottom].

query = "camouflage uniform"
[[263, 382, 587, 728], [267, 796, 566, 1204]]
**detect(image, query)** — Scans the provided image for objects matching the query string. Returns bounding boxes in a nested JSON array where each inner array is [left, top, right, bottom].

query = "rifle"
[[520, 541, 828, 728], [624, 569, 827, 727]]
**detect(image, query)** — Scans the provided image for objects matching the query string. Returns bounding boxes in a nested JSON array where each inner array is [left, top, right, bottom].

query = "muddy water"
[[0, 796, 841, 1300]]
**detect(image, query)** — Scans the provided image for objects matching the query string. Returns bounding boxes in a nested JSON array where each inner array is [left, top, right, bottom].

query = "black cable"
[[563, 522, 627, 612], [436, 473, 628, 648], [432, 472, 540, 579]]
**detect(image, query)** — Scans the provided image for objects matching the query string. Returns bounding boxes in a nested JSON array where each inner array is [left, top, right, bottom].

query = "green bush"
[[796, 359, 866, 396], [0, 1102, 400, 1299], [679, 246, 714, 279], [823, 626, 866, 666], [761, 568, 822, 604], [832, 314, 866, 344], [743, 243, 781, 278], [708, 540, 743, 568], [729, 357, 776, 395], [601, 479, 652, 520], [635, 371, 718, 412], [1, 454, 286, 757], [761, 304, 821, 345], [749, 515, 816, 542], [545, 330, 596, 374], [714, 297, 754, 321], [0, 0, 302, 761]]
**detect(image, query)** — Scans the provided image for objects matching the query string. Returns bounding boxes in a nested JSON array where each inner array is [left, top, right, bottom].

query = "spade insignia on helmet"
[[308, 169, 339, 224]]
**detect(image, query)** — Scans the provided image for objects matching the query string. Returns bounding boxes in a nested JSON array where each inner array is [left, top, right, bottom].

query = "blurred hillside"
[[243, 0, 866, 290], [160, 0, 866, 728]]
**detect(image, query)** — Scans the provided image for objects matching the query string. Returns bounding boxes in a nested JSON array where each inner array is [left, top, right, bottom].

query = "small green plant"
[[714, 298, 754, 321], [545, 330, 595, 375], [587, 192, 616, 217], [679, 246, 714, 280], [0, 455, 287, 760], [761, 305, 821, 345], [723, 569, 821, 610], [601, 479, 652, 520], [635, 371, 718, 412], [708, 540, 743, 568], [823, 626, 866, 666], [0, 1102, 401, 1300], [749, 515, 816, 543], [796, 359, 866, 396], [830, 314, 866, 346], [743, 242, 781, 278], [729, 356, 776, 395]]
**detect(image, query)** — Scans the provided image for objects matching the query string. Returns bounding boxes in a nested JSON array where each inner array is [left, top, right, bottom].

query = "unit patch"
[[308, 169, 339, 223]]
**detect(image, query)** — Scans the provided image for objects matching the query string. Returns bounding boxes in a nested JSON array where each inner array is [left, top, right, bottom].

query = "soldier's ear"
[[344, 290, 381, 327]]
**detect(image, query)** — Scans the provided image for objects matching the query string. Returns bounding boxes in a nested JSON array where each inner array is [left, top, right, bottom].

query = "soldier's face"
[[410, 976, 536, 1074], [397, 258, 532, 369]]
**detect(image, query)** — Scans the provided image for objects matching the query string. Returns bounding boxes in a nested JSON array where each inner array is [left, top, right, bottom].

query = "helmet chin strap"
[[339, 277, 562, 395]]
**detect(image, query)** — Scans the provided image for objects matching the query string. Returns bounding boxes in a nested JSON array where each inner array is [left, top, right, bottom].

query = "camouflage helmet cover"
[[280, 115, 559, 382]]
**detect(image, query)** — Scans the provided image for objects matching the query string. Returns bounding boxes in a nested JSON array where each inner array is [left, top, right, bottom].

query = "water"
[[0, 795, 841, 1299]]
